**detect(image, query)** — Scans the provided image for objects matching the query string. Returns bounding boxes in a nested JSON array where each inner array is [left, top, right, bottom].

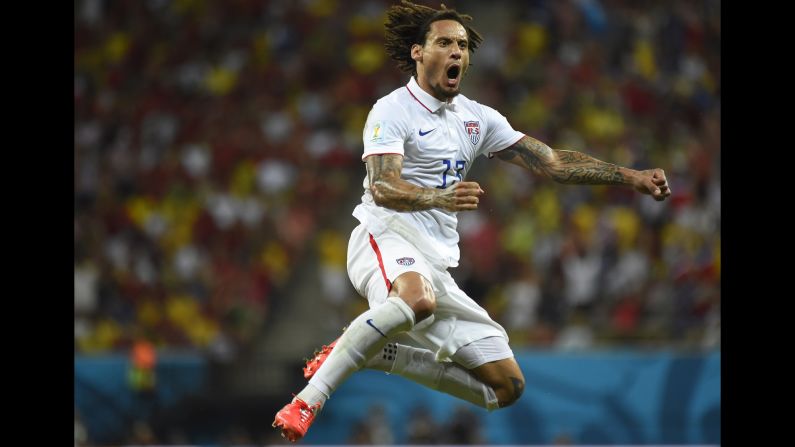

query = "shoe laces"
[[299, 407, 313, 424], [293, 398, 319, 425]]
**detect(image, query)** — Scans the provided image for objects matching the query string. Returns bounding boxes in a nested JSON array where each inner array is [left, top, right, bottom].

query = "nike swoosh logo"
[[418, 128, 436, 136], [366, 319, 387, 338]]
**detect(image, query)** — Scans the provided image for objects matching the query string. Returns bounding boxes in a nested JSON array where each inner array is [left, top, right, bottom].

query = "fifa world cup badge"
[[370, 121, 384, 142]]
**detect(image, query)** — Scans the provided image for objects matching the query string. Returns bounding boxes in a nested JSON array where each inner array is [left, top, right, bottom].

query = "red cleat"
[[303, 338, 339, 380], [272, 397, 320, 442]]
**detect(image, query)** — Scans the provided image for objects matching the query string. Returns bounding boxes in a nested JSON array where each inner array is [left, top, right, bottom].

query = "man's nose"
[[451, 47, 462, 59]]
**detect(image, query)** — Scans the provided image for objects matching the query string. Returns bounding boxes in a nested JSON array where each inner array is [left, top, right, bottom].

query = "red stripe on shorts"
[[368, 233, 392, 291]]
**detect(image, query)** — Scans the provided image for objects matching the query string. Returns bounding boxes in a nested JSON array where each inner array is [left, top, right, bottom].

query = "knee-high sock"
[[301, 297, 415, 407], [366, 343, 499, 411]]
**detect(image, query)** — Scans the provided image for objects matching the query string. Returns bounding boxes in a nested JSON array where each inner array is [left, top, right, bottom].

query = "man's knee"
[[410, 297, 436, 322], [493, 375, 525, 408], [471, 358, 525, 408], [389, 272, 436, 322]]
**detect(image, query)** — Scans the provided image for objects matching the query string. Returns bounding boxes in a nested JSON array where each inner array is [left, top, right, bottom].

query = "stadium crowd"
[[75, 0, 719, 358]]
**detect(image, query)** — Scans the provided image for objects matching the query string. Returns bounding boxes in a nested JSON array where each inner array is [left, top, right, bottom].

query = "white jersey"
[[353, 76, 524, 268]]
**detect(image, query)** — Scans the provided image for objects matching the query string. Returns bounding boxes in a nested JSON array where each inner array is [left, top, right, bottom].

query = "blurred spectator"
[[74, 409, 89, 447], [347, 404, 395, 445], [501, 261, 543, 336], [128, 419, 156, 446], [128, 337, 157, 393], [444, 405, 486, 444], [406, 405, 441, 444], [553, 432, 575, 444], [316, 229, 357, 330], [555, 309, 595, 350], [348, 420, 375, 445]]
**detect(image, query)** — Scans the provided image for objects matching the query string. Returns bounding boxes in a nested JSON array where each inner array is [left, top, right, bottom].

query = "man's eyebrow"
[[435, 35, 468, 42]]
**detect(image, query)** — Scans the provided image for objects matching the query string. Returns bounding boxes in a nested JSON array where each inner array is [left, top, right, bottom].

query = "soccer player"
[[273, 1, 671, 441]]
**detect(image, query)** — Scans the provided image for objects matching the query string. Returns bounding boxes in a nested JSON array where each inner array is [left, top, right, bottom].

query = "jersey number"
[[436, 159, 466, 189]]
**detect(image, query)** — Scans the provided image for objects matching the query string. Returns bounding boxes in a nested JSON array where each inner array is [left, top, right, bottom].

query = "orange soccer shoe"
[[302, 338, 339, 380], [272, 397, 321, 442]]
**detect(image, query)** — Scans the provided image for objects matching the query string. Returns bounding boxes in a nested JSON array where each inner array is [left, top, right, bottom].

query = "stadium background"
[[74, 0, 720, 445]]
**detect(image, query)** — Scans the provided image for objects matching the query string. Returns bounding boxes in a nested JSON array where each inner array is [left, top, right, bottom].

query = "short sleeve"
[[475, 103, 524, 158], [362, 99, 409, 160]]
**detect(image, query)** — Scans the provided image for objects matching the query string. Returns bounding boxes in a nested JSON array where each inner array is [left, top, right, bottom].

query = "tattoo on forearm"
[[499, 136, 626, 185], [366, 154, 401, 188], [554, 150, 625, 184], [496, 136, 549, 172], [366, 154, 454, 211]]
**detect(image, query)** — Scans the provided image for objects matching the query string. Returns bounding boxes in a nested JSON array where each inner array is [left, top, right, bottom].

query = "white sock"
[[295, 383, 328, 411], [368, 342, 499, 410], [306, 297, 415, 402], [365, 342, 399, 371]]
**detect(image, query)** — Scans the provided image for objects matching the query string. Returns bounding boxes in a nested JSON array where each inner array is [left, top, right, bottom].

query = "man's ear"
[[411, 43, 423, 63]]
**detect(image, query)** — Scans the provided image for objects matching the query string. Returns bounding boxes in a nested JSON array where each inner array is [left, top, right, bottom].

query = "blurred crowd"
[[75, 0, 720, 361], [347, 403, 578, 445], [347, 404, 490, 445]]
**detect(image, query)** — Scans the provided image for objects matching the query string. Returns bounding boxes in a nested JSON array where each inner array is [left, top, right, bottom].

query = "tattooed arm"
[[495, 135, 671, 201], [365, 153, 484, 212]]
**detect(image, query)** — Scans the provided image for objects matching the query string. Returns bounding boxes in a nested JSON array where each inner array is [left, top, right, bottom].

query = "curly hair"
[[384, 0, 483, 76]]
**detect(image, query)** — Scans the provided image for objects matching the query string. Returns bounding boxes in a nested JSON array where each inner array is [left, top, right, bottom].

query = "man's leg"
[[273, 272, 435, 442], [300, 230, 521, 413], [468, 357, 525, 408], [377, 336, 524, 409], [305, 335, 518, 411], [368, 341, 502, 410]]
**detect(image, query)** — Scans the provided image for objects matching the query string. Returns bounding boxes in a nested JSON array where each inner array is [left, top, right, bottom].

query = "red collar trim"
[[405, 85, 433, 113]]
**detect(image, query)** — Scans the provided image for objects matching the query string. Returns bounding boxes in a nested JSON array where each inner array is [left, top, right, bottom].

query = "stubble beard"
[[431, 81, 460, 100]]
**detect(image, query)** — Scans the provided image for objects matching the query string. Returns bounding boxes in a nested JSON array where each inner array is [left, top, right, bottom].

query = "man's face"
[[412, 19, 470, 101]]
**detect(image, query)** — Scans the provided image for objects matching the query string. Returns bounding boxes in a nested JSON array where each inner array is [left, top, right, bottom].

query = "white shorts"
[[450, 336, 514, 370], [346, 223, 512, 367]]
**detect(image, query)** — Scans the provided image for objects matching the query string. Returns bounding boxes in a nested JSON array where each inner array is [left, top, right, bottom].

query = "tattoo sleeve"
[[496, 135, 631, 185], [365, 154, 457, 211]]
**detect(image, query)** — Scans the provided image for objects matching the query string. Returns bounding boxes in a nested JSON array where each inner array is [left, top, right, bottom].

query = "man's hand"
[[366, 153, 486, 212], [436, 181, 485, 212], [632, 169, 671, 201]]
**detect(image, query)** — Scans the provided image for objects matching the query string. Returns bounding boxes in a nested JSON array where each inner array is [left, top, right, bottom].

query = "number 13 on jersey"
[[436, 159, 466, 188]]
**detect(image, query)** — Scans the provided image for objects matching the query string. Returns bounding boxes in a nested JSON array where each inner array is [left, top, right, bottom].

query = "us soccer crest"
[[464, 121, 480, 145]]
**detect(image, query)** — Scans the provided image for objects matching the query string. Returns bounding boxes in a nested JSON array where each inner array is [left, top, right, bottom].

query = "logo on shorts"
[[396, 257, 415, 266]]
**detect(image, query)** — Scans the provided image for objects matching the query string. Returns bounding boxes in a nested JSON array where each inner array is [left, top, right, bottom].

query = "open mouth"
[[446, 65, 461, 87]]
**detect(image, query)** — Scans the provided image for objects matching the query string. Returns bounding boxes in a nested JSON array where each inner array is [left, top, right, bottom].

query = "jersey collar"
[[405, 76, 457, 114]]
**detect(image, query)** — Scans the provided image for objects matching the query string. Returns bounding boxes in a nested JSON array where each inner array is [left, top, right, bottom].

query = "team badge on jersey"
[[464, 121, 480, 145], [396, 257, 415, 266]]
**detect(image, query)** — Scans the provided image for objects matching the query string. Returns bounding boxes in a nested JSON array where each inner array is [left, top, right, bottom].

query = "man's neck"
[[414, 75, 452, 103]]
